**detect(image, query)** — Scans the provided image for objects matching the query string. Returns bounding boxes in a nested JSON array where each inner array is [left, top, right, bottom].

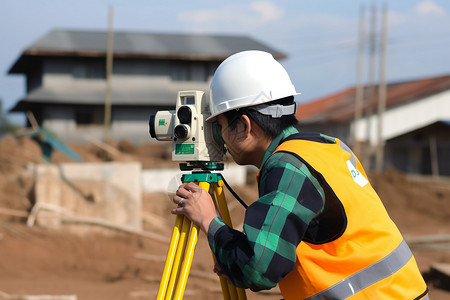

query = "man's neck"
[[258, 126, 299, 169], [252, 136, 272, 168]]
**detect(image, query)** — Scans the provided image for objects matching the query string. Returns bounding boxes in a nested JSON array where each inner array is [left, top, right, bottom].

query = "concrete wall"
[[31, 161, 248, 234], [41, 105, 160, 144], [33, 162, 142, 233]]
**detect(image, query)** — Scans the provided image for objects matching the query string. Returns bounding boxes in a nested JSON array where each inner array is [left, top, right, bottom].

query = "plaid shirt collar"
[[260, 126, 299, 169]]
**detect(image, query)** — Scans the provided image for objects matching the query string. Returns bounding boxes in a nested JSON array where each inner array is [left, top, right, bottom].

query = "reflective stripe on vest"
[[306, 239, 412, 300]]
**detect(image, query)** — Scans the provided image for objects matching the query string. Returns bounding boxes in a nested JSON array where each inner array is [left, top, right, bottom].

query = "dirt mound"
[[369, 168, 450, 235], [50, 139, 179, 169], [0, 134, 42, 174], [0, 135, 39, 214]]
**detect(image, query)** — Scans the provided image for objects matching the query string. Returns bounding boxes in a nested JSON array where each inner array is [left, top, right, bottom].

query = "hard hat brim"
[[206, 92, 301, 122]]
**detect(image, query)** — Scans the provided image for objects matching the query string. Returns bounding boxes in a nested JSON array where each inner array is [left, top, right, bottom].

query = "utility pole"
[[104, 5, 114, 142], [375, 4, 389, 172], [363, 3, 377, 169], [429, 135, 440, 178], [353, 4, 366, 159]]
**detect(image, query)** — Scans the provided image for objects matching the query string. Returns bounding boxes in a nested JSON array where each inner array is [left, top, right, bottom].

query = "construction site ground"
[[1, 135, 449, 300]]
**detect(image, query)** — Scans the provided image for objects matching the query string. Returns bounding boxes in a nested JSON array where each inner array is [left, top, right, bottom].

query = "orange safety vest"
[[272, 134, 428, 300]]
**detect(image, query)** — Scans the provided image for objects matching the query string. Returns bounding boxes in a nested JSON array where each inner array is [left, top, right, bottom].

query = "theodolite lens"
[[177, 106, 192, 124], [174, 124, 189, 139]]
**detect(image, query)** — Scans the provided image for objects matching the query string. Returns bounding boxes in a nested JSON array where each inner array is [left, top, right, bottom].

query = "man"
[[171, 50, 428, 299]]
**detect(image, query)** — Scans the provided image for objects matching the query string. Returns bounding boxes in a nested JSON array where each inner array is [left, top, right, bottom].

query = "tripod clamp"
[[179, 162, 248, 209]]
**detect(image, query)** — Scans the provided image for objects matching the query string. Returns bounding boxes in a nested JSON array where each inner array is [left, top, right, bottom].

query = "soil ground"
[[1, 135, 449, 299]]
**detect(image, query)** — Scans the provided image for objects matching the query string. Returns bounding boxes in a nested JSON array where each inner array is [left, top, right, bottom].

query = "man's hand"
[[171, 182, 218, 234]]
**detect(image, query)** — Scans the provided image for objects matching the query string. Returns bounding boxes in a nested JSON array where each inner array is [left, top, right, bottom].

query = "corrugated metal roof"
[[296, 75, 450, 123], [9, 29, 286, 73]]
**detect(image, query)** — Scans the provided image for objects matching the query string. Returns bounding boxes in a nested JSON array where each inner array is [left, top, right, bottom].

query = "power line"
[[284, 25, 450, 57], [288, 47, 356, 67]]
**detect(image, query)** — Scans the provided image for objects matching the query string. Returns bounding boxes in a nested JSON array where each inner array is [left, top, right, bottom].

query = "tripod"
[[156, 162, 247, 300]]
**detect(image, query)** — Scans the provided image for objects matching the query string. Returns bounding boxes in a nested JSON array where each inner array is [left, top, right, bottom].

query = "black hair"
[[222, 96, 298, 139]]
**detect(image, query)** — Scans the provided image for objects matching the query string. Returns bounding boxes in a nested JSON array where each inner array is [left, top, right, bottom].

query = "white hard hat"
[[207, 50, 300, 121]]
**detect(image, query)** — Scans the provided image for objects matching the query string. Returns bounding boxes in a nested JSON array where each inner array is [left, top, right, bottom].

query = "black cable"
[[218, 173, 248, 209]]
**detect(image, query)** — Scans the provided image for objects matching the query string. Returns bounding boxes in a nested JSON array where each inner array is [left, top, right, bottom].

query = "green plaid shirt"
[[207, 126, 325, 291]]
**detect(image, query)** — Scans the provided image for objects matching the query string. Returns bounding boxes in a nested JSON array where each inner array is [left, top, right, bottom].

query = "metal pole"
[[103, 5, 114, 142], [364, 3, 377, 169], [376, 4, 389, 172], [429, 135, 440, 178], [353, 4, 366, 158]]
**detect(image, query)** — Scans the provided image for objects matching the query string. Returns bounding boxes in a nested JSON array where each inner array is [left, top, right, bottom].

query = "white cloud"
[[386, 1, 449, 31], [250, 1, 284, 22], [414, 0, 446, 17], [177, 1, 284, 32]]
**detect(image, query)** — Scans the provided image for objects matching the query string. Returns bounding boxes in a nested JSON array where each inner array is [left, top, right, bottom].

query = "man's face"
[[215, 114, 248, 165]]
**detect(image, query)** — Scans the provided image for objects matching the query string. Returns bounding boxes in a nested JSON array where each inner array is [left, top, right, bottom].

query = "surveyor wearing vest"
[[171, 51, 428, 299]]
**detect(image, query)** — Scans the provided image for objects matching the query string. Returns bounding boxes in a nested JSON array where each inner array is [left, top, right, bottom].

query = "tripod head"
[[179, 162, 224, 172]]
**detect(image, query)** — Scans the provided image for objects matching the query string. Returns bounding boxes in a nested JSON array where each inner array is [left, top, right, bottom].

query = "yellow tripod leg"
[[164, 216, 192, 300], [209, 191, 232, 300], [172, 181, 209, 300], [173, 223, 198, 300], [214, 182, 247, 300], [214, 256, 232, 300], [156, 214, 184, 300]]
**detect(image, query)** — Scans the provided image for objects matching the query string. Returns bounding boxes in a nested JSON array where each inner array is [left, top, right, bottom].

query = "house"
[[9, 29, 285, 143], [296, 75, 450, 176]]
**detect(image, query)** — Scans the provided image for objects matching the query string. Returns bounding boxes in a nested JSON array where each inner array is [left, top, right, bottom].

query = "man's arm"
[[208, 153, 325, 291]]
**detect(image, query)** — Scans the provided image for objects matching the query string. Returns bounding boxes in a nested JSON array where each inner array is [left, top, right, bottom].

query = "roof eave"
[[9, 49, 286, 74]]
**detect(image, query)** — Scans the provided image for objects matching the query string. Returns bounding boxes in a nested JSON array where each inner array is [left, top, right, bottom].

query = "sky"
[[1, 0, 450, 124]]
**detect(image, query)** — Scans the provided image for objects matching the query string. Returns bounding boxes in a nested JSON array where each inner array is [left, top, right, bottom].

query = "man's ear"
[[240, 115, 252, 138]]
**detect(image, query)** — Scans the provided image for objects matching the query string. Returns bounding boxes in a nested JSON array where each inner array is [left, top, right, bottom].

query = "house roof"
[[296, 74, 450, 123], [9, 29, 286, 73], [10, 81, 207, 111]]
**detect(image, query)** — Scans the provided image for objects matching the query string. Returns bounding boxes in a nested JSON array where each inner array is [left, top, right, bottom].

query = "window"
[[75, 110, 93, 125], [172, 64, 189, 81], [171, 62, 208, 82], [75, 108, 104, 125], [72, 61, 105, 79]]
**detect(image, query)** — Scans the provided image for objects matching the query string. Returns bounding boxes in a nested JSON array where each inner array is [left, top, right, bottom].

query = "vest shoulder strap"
[[281, 132, 336, 145]]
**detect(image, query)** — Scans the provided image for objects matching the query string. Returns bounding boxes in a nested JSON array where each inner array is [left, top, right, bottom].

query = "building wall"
[[111, 106, 166, 144], [297, 122, 351, 144], [385, 122, 450, 176], [41, 104, 170, 144], [353, 89, 450, 145], [32, 56, 219, 143], [42, 58, 105, 89], [39, 57, 216, 94]]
